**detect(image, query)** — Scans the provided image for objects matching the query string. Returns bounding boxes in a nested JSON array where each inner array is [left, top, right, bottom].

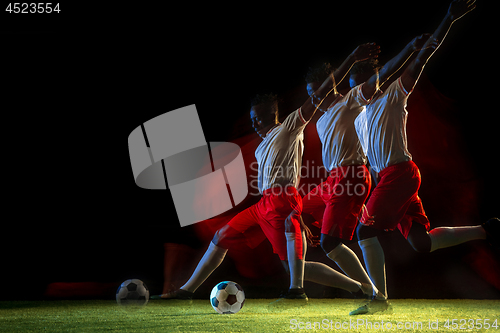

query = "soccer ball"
[[116, 279, 149, 307], [210, 281, 245, 314]]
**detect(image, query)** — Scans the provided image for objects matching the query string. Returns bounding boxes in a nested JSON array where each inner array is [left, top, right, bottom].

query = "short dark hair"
[[350, 59, 381, 76], [251, 93, 278, 113], [305, 62, 334, 84]]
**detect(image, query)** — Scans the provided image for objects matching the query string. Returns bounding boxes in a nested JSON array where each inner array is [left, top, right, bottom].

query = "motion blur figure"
[[301, 43, 387, 302], [350, 0, 498, 315], [153, 89, 385, 305]]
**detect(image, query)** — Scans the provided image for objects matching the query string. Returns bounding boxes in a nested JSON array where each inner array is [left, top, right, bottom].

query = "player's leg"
[[278, 230, 307, 301], [402, 195, 488, 253], [354, 162, 456, 315], [356, 161, 422, 301], [270, 223, 308, 305], [320, 165, 379, 296], [161, 243, 197, 294], [429, 226, 486, 251], [408, 220, 488, 253], [154, 206, 259, 299], [321, 234, 377, 296], [281, 232, 372, 297], [178, 224, 235, 293], [356, 224, 388, 300], [284, 209, 306, 296], [261, 186, 307, 298], [303, 261, 373, 295], [152, 225, 234, 299], [349, 224, 393, 316], [302, 182, 327, 229]]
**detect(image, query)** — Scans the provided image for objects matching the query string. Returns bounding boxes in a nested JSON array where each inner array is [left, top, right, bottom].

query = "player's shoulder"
[[280, 108, 308, 132], [384, 77, 410, 96], [321, 94, 344, 114], [345, 84, 372, 106]]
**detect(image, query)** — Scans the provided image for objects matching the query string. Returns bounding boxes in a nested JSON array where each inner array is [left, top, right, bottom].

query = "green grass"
[[0, 299, 499, 332]]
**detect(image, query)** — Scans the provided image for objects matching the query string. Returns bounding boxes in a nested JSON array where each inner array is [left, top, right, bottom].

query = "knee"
[[212, 225, 234, 249], [411, 242, 431, 253], [320, 234, 342, 254], [285, 215, 299, 233], [356, 223, 384, 241], [212, 230, 223, 247], [407, 224, 432, 253], [408, 234, 431, 253]]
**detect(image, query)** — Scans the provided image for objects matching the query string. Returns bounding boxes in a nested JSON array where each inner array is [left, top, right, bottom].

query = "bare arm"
[[401, 0, 476, 92], [300, 43, 380, 121], [361, 35, 430, 101], [318, 43, 380, 98]]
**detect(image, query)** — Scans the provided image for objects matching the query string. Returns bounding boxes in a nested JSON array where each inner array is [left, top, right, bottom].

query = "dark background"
[[2, 1, 499, 300]]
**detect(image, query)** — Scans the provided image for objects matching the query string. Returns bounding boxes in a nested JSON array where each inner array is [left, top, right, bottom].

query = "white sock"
[[429, 226, 486, 252], [359, 237, 387, 300], [327, 244, 372, 284], [286, 232, 305, 289], [180, 242, 227, 293], [327, 243, 379, 297], [304, 261, 362, 293]]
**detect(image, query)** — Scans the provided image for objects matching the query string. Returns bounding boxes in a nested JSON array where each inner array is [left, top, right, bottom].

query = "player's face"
[[250, 105, 277, 139], [306, 82, 320, 98], [307, 82, 329, 112]]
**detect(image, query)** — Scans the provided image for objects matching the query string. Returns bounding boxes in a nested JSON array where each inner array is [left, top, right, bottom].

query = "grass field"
[[1, 299, 498, 332]]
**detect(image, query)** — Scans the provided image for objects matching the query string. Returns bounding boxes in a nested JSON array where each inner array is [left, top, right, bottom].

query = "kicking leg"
[[153, 225, 236, 299], [428, 226, 486, 252], [303, 261, 372, 295], [179, 226, 231, 292], [156, 202, 265, 299], [407, 221, 487, 253], [281, 232, 370, 298], [161, 243, 197, 294], [322, 235, 371, 283]]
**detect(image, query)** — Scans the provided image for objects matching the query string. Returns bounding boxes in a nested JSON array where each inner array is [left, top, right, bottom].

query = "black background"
[[2, 1, 499, 300]]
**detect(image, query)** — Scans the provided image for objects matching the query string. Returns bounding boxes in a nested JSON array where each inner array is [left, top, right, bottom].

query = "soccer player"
[[351, 0, 498, 314], [153, 88, 380, 302], [301, 43, 386, 300]]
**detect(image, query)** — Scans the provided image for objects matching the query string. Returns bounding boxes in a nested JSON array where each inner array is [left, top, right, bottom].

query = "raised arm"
[[320, 43, 381, 98], [401, 0, 476, 92], [361, 34, 430, 101], [300, 43, 380, 122]]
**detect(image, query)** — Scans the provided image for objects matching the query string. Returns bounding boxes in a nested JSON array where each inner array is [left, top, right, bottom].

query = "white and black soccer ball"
[[116, 279, 149, 307], [210, 281, 245, 314]]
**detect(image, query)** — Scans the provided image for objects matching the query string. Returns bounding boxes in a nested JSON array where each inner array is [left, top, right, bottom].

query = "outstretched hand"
[[448, 0, 476, 22], [351, 43, 381, 62]]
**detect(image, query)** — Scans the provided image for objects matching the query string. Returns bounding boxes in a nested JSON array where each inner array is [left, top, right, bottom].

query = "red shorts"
[[227, 186, 303, 260], [302, 165, 371, 240], [362, 161, 430, 239]]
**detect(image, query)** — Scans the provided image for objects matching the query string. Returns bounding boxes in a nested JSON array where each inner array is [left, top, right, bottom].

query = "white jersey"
[[316, 84, 369, 171], [355, 77, 412, 173], [255, 108, 309, 194]]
